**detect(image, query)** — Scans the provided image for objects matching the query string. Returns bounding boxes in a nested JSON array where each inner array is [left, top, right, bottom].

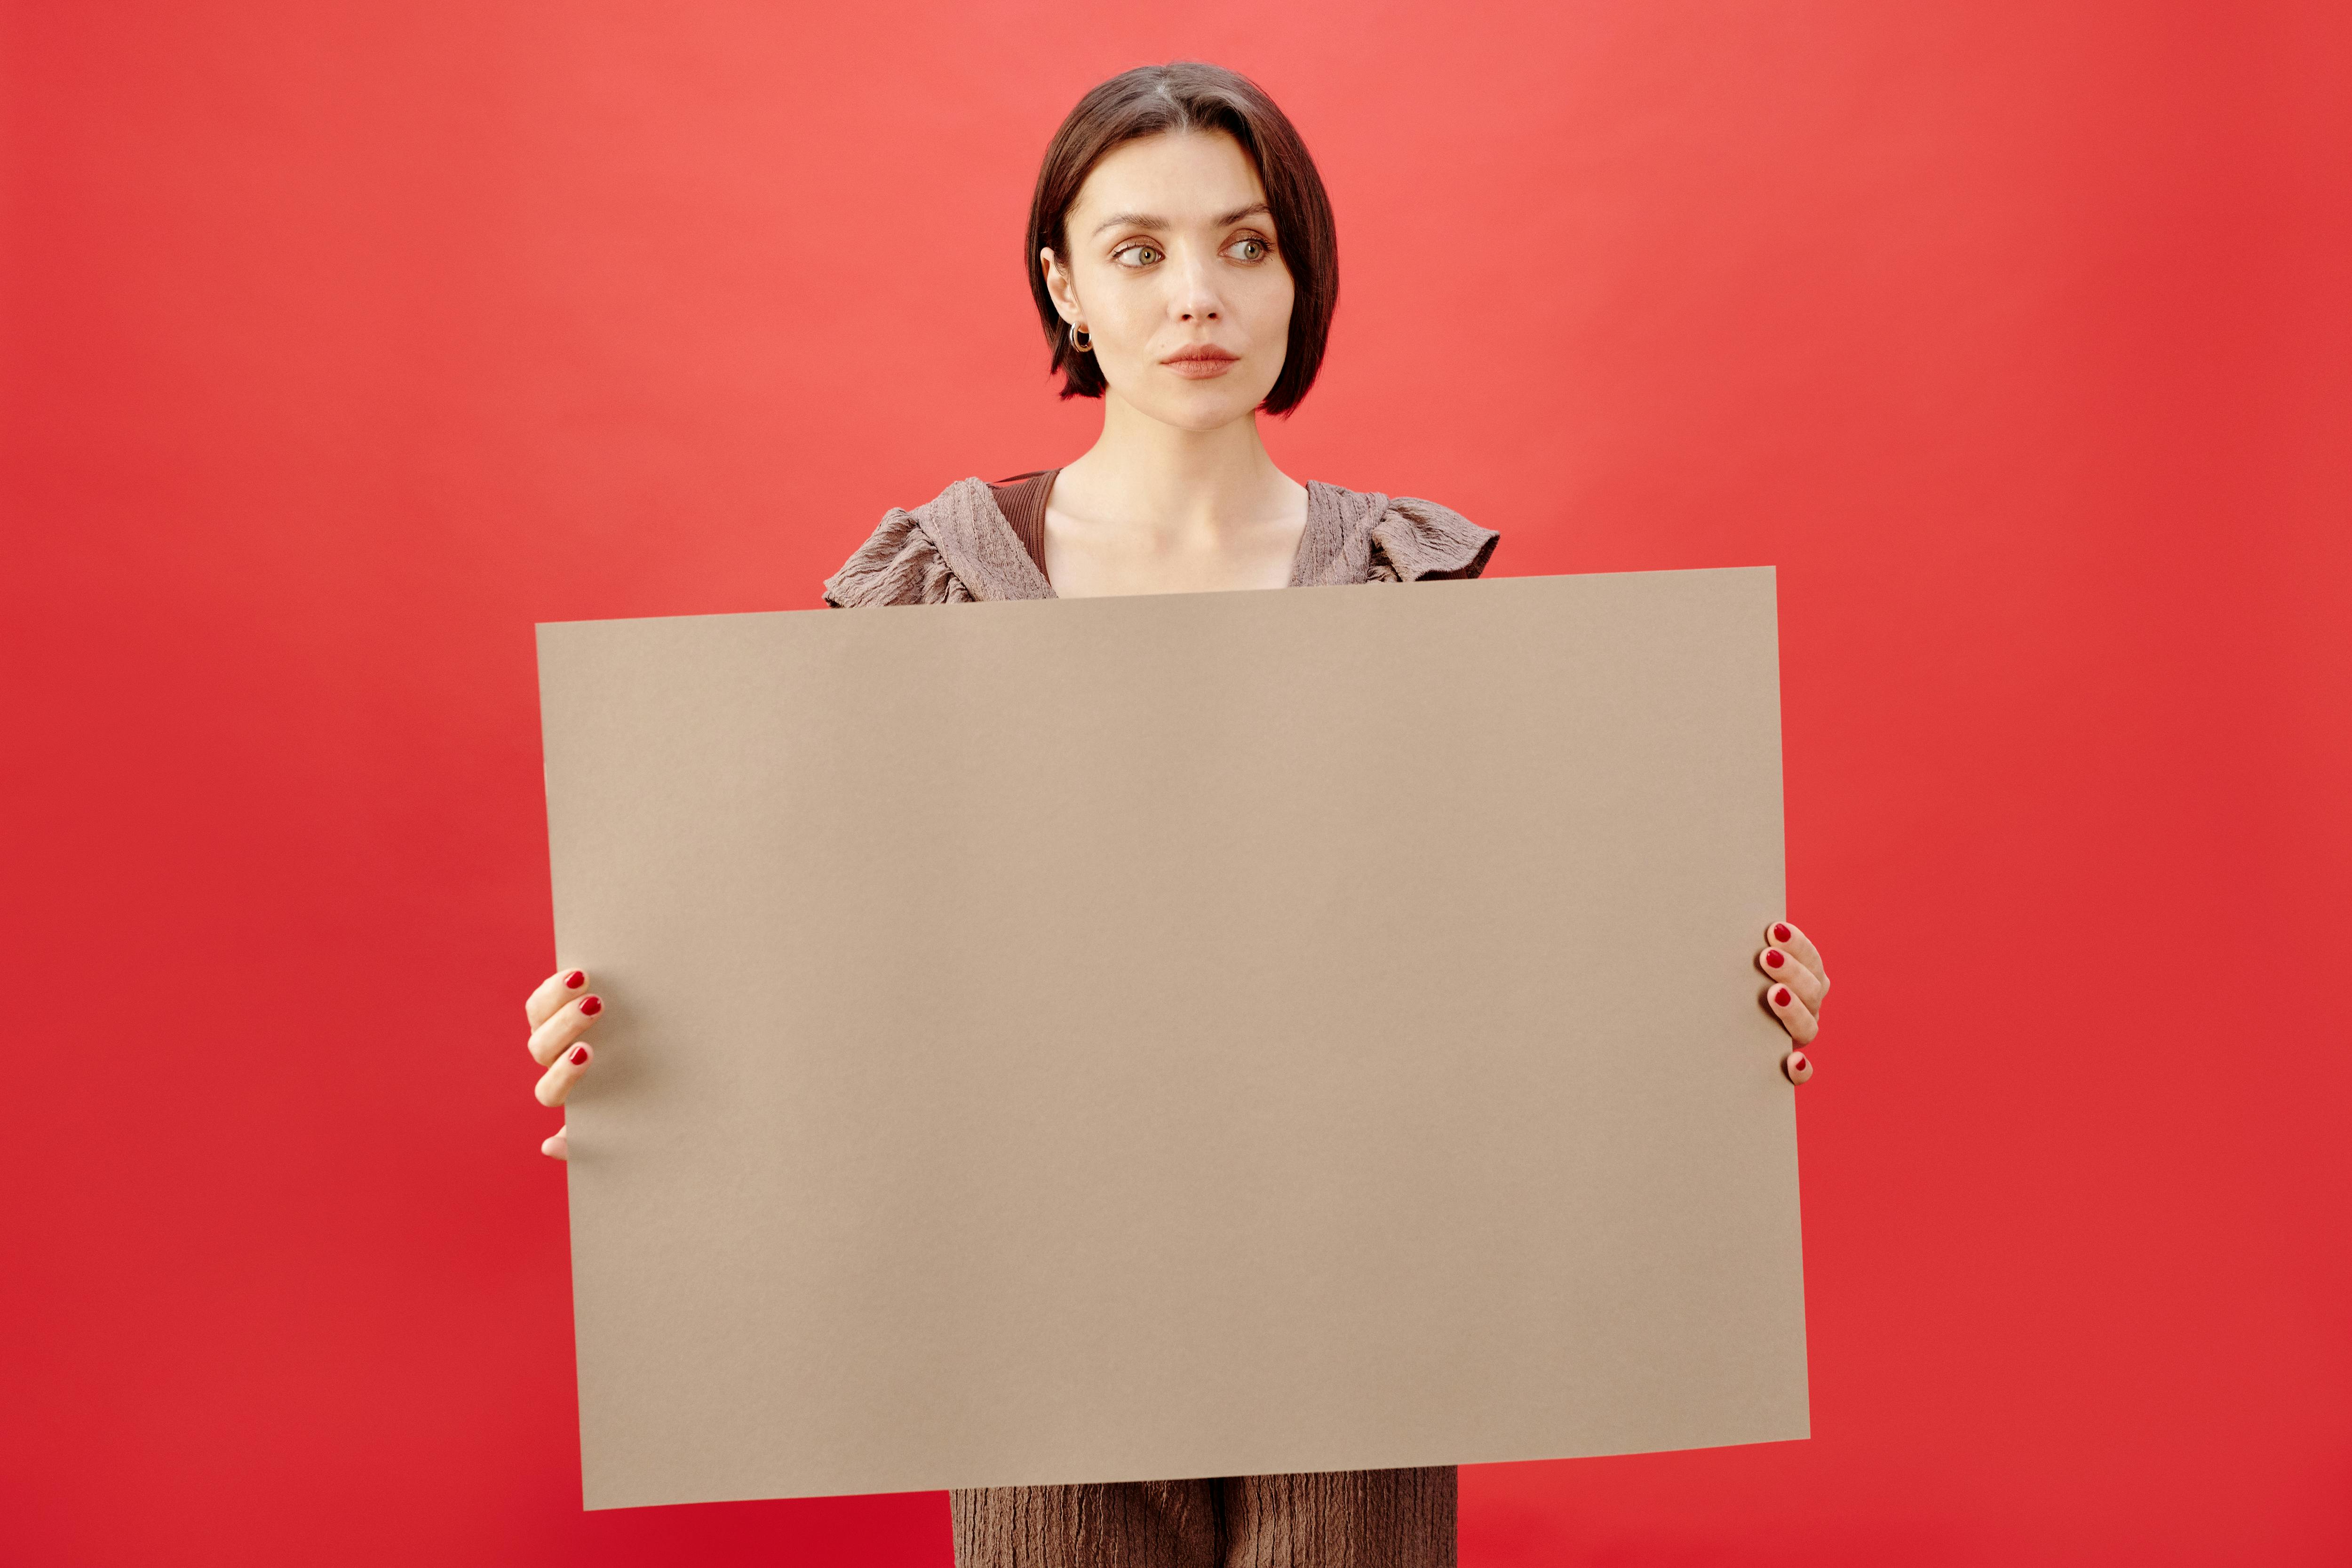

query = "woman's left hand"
[[1758, 919, 1831, 1083]]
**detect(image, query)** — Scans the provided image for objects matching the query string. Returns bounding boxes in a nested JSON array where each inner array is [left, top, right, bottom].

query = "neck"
[[1055, 390, 1297, 532]]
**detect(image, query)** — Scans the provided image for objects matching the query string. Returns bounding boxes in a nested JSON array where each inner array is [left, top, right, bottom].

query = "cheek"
[[1245, 267, 1297, 336], [1080, 274, 1159, 345]]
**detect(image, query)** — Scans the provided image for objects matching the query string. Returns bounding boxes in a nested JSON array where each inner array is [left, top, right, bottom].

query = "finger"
[[1783, 1048, 1814, 1085], [526, 968, 591, 1031], [541, 1123, 569, 1161], [527, 993, 603, 1067], [1757, 945, 1827, 1012], [1765, 981, 1820, 1045], [1765, 921, 1830, 999], [535, 1040, 593, 1106]]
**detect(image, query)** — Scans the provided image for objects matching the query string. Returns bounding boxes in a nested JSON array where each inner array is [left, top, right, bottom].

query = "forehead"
[[1071, 129, 1268, 223]]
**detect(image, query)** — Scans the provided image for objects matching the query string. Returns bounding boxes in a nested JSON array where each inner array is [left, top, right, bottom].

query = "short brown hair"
[[1025, 62, 1339, 417]]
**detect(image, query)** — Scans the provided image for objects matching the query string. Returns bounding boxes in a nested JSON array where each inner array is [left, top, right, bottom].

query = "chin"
[[1139, 378, 1280, 432]]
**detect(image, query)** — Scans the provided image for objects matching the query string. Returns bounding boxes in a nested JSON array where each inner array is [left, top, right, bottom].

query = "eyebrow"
[[1089, 201, 1272, 238]]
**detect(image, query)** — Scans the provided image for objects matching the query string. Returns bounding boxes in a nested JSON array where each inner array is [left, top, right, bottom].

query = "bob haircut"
[[1026, 62, 1339, 417]]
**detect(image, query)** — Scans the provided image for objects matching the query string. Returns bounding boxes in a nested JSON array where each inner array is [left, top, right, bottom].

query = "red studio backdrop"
[[5, 2, 2348, 1564]]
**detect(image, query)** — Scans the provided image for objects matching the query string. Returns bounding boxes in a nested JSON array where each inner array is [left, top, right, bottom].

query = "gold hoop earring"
[[1069, 324, 1093, 353]]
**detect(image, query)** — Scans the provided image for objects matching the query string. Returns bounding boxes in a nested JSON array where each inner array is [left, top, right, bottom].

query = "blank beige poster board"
[[537, 566, 1807, 1511]]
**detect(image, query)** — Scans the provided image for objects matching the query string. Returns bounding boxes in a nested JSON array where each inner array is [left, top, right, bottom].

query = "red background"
[[6, 2, 2348, 1563]]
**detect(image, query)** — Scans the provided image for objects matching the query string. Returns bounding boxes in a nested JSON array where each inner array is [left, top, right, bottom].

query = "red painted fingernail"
[[1773, 924, 1791, 943], [580, 995, 603, 1016], [1765, 949, 1784, 968], [1773, 987, 1792, 1007], [564, 971, 585, 989], [569, 1045, 589, 1066]]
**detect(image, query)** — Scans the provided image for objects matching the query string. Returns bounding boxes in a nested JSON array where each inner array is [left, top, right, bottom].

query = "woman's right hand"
[[525, 968, 602, 1160]]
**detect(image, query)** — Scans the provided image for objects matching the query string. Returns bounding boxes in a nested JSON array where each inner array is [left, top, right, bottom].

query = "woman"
[[520, 60, 1833, 1568]]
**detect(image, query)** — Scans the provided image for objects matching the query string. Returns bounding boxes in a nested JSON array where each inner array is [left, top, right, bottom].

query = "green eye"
[[1228, 238, 1268, 262], [1117, 244, 1162, 267]]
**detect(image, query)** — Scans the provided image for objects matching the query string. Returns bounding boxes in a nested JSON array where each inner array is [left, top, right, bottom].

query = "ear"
[[1040, 247, 1085, 328]]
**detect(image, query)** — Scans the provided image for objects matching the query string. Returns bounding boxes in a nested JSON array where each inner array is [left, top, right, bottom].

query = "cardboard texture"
[[537, 567, 1807, 1510]]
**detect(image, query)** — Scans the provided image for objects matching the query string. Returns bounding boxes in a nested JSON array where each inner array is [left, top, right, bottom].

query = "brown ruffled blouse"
[[823, 470, 1500, 608], [821, 469, 1499, 1568]]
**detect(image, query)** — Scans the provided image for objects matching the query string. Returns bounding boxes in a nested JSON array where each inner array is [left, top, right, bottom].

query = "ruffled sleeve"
[[820, 507, 976, 607], [1366, 494, 1501, 583]]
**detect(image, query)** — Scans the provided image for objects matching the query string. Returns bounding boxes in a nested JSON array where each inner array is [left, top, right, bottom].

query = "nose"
[[1172, 250, 1222, 323]]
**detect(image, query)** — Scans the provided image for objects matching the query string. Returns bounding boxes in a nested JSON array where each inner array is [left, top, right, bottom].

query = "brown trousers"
[[949, 1468, 1457, 1568]]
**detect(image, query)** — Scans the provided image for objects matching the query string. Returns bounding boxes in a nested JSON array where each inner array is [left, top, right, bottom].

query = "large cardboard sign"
[[537, 567, 1806, 1509]]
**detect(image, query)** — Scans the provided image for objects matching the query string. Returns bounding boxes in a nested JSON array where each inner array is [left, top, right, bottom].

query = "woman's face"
[[1043, 129, 1295, 432]]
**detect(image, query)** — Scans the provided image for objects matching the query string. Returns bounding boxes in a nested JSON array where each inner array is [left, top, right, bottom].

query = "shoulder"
[[818, 499, 965, 609], [820, 476, 1050, 608], [1302, 482, 1501, 586]]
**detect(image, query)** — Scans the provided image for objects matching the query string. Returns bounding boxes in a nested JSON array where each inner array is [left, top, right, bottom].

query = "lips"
[[1161, 346, 1240, 379]]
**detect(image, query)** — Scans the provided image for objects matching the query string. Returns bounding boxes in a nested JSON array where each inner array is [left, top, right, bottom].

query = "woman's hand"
[[1757, 920, 1830, 1084], [524, 968, 602, 1159]]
